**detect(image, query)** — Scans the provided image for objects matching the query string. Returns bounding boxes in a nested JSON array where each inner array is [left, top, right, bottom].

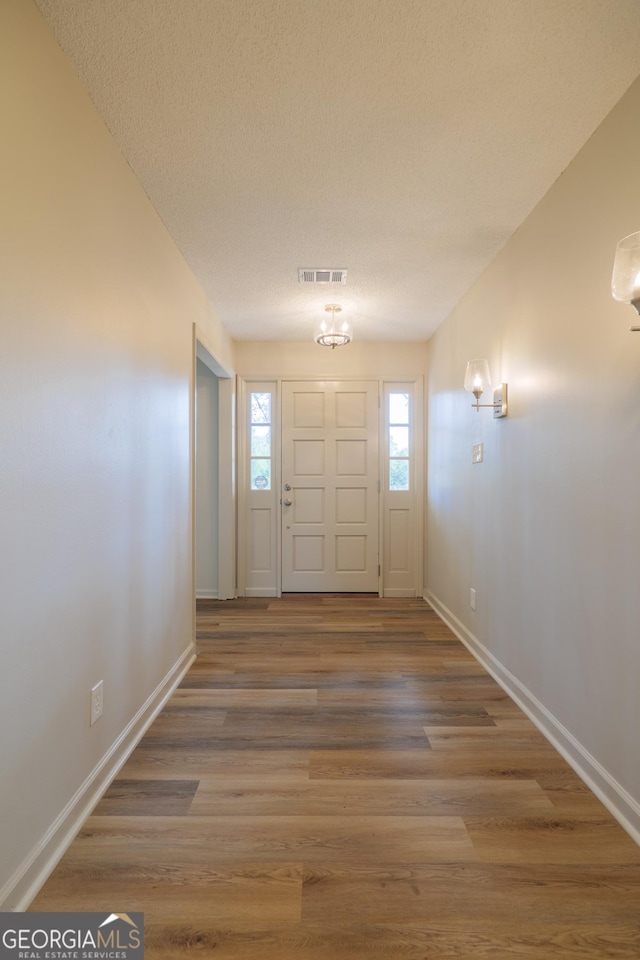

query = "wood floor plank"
[[58, 814, 475, 863], [34, 861, 303, 925], [180, 672, 409, 690], [466, 815, 640, 863], [189, 777, 555, 817], [140, 921, 640, 960], [172, 688, 319, 708], [318, 688, 444, 708], [426, 732, 561, 752], [118, 748, 311, 781], [142, 733, 432, 751], [145, 713, 227, 735], [93, 779, 199, 816], [422, 723, 544, 738], [29, 594, 640, 959], [309, 747, 578, 781], [300, 861, 640, 924]]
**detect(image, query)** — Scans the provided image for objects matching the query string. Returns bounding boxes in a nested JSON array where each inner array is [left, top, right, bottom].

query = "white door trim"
[[237, 375, 423, 598], [192, 326, 236, 602]]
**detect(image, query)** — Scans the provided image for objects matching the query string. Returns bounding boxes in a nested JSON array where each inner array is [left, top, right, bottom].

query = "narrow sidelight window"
[[250, 391, 272, 489], [389, 392, 410, 491]]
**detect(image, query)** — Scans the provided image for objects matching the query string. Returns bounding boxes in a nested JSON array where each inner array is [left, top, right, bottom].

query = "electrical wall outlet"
[[470, 588, 477, 611], [90, 680, 103, 726]]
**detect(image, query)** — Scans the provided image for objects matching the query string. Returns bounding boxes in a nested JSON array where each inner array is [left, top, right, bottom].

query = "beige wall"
[[426, 74, 640, 838], [236, 340, 428, 380], [0, 0, 234, 907]]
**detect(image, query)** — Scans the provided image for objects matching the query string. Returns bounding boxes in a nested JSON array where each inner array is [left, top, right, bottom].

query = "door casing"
[[238, 376, 423, 598]]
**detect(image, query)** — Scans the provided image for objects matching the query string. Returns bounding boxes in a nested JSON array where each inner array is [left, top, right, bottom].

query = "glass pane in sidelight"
[[251, 459, 271, 490], [389, 459, 409, 491], [251, 392, 271, 424], [389, 392, 409, 424], [389, 426, 409, 458], [251, 425, 271, 457]]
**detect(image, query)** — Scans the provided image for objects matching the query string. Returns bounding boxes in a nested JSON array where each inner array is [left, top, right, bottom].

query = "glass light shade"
[[464, 359, 492, 396], [314, 310, 352, 348], [611, 231, 640, 305]]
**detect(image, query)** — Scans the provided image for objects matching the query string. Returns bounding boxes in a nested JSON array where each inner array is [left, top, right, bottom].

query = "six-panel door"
[[281, 381, 379, 592]]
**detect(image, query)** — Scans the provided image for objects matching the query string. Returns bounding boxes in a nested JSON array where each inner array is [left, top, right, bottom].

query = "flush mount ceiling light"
[[314, 304, 353, 349], [611, 231, 640, 331], [463, 359, 508, 418]]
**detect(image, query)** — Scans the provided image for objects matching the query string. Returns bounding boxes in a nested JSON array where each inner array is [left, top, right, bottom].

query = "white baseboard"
[[425, 591, 640, 847], [383, 588, 418, 598], [244, 588, 277, 597], [1, 642, 196, 912], [196, 589, 219, 599]]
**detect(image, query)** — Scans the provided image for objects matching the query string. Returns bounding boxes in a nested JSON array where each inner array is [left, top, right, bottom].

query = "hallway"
[[31, 596, 640, 958]]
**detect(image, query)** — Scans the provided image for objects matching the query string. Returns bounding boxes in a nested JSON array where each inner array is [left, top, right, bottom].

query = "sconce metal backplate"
[[493, 383, 508, 418]]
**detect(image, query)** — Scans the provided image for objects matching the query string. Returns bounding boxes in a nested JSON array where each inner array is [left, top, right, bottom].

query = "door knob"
[[283, 498, 292, 506]]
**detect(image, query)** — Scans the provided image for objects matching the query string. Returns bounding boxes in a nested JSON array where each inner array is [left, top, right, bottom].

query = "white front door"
[[281, 381, 379, 592]]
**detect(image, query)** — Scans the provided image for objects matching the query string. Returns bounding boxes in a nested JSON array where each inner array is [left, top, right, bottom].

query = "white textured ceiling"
[[35, 0, 640, 341]]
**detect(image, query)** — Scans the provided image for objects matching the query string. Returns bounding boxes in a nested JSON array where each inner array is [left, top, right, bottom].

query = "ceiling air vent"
[[298, 268, 347, 284]]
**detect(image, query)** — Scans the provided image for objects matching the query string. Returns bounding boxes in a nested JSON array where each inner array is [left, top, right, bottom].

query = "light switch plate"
[[472, 442, 484, 464], [90, 680, 103, 726]]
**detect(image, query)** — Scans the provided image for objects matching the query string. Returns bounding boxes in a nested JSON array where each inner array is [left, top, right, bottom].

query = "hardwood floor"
[[31, 595, 640, 958]]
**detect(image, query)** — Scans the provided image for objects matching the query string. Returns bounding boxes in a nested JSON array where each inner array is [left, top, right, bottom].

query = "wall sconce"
[[464, 359, 508, 418], [611, 231, 640, 331]]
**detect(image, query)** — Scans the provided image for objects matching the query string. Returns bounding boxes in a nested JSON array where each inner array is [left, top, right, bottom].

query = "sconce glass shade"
[[611, 231, 640, 308], [314, 304, 352, 348], [464, 359, 492, 397]]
